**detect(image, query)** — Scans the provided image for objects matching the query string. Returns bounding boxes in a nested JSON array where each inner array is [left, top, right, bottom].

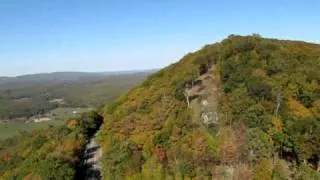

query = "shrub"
[[179, 161, 196, 178], [101, 141, 132, 179], [153, 131, 170, 148]]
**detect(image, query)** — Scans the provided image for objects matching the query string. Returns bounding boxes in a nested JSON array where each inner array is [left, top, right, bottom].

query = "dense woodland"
[[97, 35, 320, 179], [0, 35, 320, 180], [0, 111, 103, 179]]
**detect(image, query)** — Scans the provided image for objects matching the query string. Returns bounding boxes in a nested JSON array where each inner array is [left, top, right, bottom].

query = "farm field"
[[0, 107, 91, 139], [0, 120, 63, 139], [29, 107, 91, 121]]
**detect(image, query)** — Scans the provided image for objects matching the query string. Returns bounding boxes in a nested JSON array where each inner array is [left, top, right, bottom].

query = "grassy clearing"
[[31, 107, 91, 121], [0, 120, 64, 139], [0, 107, 91, 140]]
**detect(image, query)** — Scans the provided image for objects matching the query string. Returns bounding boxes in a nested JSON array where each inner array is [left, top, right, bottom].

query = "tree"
[[38, 156, 75, 180], [268, 117, 285, 156], [179, 161, 196, 178], [217, 127, 238, 165], [243, 104, 270, 129], [296, 90, 317, 108], [295, 162, 320, 180], [247, 79, 272, 100], [245, 128, 274, 163], [289, 117, 320, 164], [272, 160, 288, 180], [153, 131, 170, 148], [78, 111, 103, 137], [253, 159, 272, 180]]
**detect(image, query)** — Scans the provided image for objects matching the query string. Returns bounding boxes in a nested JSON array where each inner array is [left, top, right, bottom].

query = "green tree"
[[247, 79, 272, 100], [289, 117, 320, 163], [243, 104, 270, 129], [245, 128, 274, 163], [38, 156, 75, 180], [295, 162, 320, 180], [179, 161, 196, 178]]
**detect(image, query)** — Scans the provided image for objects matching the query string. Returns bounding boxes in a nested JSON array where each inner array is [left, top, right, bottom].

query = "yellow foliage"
[[252, 68, 267, 78], [268, 117, 283, 136], [250, 50, 260, 61], [129, 132, 151, 146], [288, 97, 312, 117], [141, 157, 165, 180], [253, 159, 272, 180], [311, 99, 320, 115], [55, 139, 81, 162], [66, 119, 78, 129]]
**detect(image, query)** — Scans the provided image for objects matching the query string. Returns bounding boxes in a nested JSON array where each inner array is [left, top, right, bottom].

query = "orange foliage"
[[55, 139, 81, 162], [154, 145, 167, 162], [66, 119, 78, 129], [311, 99, 320, 115], [0, 152, 13, 162], [191, 131, 209, 163], [234, 164, 253, 180], [217, 128, 238, 165], [288, 97, 312, 117]]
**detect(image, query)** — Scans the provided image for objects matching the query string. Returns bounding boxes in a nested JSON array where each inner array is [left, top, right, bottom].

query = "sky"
[[0, 0, 319, 76]]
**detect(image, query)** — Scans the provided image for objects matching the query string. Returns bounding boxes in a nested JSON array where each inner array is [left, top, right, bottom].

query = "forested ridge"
[[97, 35, 320, 179]]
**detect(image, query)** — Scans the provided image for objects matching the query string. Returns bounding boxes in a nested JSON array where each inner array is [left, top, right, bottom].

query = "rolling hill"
[[1, 35, 320, 180], [97, 35, 320, 179]]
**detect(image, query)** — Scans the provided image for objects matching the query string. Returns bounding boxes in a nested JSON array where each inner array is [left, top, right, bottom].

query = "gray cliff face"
[[84, 134, 102, 180]]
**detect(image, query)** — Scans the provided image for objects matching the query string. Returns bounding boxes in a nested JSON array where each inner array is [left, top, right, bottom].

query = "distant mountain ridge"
[[0, 69, 155, 120], [0, 69, 158, 89], [0, 69, 158, 78]]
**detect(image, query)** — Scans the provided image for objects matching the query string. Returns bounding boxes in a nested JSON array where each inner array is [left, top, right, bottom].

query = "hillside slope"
[[98, 35, 320, 179]]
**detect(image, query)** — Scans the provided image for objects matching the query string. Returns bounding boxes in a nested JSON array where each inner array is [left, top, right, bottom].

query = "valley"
[[0, 107, 89, 139], [0, 71, 152, 139], [1, 0, 319, 179]]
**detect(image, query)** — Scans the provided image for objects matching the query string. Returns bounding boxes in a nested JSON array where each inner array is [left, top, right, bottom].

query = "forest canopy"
[[97, 35, 320, 179]]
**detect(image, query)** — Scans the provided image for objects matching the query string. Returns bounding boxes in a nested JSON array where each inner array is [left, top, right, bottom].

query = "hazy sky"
[[0, 0, 319, 76]]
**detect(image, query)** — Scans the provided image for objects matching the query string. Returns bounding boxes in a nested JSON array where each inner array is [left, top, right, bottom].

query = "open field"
[[29, 107, 91, 121], [0, 120, 64, 139], [0, 107, 91, 139]]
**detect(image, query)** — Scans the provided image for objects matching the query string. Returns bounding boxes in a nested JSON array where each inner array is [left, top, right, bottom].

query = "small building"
[[34, 117, 52, 123]]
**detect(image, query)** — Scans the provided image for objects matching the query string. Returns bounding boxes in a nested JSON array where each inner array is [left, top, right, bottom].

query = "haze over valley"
[[0, 70, 153, 139]]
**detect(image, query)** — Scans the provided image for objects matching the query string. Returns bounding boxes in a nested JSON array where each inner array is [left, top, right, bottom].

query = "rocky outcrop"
[[84, 134, 102, 180]]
